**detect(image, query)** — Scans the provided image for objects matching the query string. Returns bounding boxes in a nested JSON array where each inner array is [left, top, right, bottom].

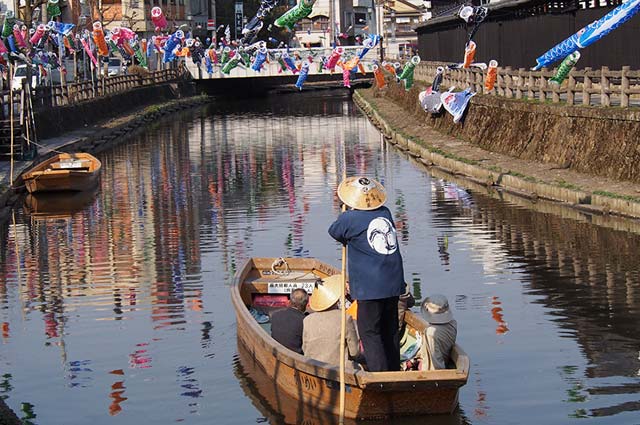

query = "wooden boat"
[[231, 257, 470, 420], [21, 153, 101, 194]]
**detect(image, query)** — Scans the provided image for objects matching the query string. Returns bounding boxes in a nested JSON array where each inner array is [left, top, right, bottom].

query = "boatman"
[[328, 176, 405, 372]]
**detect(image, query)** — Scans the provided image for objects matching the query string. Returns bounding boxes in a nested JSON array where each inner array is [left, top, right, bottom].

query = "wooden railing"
[[414, 62, 640, 107], [30, 67, 188, 110]]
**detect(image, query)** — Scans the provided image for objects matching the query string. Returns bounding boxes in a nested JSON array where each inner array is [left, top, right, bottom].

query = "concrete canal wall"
[[34, 82, 196, 139], [353, 87, 640, 220]]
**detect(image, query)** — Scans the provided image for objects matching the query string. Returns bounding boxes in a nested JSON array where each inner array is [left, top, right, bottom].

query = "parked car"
[[12, 64, 40, 91], [103, 57, 124, 76]]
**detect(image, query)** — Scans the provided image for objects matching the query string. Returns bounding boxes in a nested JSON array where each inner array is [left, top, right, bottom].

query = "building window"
[[313, 16, 328, 30], [299, 18, 312, 31]]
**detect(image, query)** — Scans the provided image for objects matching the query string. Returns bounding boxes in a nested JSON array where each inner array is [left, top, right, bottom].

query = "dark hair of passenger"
[[290, 288, 309, 312]]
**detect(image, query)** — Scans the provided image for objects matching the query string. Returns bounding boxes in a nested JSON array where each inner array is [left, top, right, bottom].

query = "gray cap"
[[420, 294, 454, 324]]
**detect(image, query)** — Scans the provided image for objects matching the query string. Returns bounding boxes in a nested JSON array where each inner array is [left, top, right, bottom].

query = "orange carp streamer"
[[463, 40, 476, 68], [383, 61, 396, 76], [92, 21, 109, 57], [485, 60, 498, 92], [373, 64, 386, 88]]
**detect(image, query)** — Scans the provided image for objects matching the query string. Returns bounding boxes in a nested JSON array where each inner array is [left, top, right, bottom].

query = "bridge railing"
[[30, 66, 188, 110], [415, 61, 640, 108], [186, 46, 380, 80]]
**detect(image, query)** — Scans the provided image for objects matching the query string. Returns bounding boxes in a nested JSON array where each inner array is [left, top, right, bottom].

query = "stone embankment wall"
[[384, 81, 640, 184], [0, 398, 21, 425], [35, 81, 196, 138]]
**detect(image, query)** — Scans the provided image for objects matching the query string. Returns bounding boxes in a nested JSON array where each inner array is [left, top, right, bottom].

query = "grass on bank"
[[356, 89, 640, 205]]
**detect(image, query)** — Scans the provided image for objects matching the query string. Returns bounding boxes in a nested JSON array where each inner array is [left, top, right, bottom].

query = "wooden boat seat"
[[50, 160, 92, 171]]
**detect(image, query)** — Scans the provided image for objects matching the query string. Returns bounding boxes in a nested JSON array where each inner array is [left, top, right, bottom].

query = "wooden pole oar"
[[9, 62, 14, 186], [339, 139, 347, 424]]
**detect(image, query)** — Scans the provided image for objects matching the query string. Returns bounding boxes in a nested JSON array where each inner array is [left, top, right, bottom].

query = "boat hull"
[[21, 153, 101, 194], [232, 257, 469, 420], [24, 171, 100, 193]]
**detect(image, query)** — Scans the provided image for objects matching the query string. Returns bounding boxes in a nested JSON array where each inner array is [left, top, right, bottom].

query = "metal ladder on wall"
[[0, 81, 38, 162]]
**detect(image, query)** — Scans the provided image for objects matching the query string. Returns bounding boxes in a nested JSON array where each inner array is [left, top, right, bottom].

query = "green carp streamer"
[[134, 43, 147, 68], [550, 51, 580, 85], [47, 0, 62, 18], [220, 47, 231, 65], [108, 39, 119, 54], [221, 56, 240, 74], [239, 49, 251, 66], [398, 56, 420, 91], [277, 56, 287, 71], [2, 12, 15, 38], [66, 33, 76, 51], [275, 0, 316, 31]]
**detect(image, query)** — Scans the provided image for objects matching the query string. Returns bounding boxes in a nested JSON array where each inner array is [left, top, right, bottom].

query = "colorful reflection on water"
[[1, 91, 639, 425]]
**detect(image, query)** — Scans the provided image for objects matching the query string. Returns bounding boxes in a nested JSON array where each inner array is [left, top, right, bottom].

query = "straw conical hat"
[[310, 274, 343, 312], [337, 176, 386, 210]]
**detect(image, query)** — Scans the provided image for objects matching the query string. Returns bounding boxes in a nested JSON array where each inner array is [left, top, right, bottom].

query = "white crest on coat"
[[367, 217, 398, 255]]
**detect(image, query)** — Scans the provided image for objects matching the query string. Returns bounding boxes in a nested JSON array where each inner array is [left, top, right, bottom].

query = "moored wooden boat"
[[21, 153, 101, 194], [231, 257, 470, 420]]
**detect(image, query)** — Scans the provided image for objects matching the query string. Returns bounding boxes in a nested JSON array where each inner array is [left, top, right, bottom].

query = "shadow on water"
[[233, 340, 471, 425]]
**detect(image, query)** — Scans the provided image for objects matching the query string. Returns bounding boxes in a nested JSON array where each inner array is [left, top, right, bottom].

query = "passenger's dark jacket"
[[270, 307, 306, 354]]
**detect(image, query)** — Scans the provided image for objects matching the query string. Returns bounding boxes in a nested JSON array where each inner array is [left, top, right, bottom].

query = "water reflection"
[[0, 91, 638, 424], [428, 174, 640, 420]]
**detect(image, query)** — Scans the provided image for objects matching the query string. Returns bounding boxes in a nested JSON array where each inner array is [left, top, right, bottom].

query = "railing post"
[[552, 70, 560, 103], [600, 66, 610, 107], [539, 68, 547, 102], [527, 71, 534, 99], [567, 72, 575, 106], [504, 66, 513, 98], [516, 68, 524, 99], [621, 65, 630, 108], [583, 67, 592, 105]]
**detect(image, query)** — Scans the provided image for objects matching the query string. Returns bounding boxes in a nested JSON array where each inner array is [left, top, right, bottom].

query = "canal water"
[[1, 91, 639, 425]]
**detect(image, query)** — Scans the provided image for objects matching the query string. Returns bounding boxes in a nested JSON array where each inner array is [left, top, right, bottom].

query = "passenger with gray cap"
[[421, 294, 457, 370]]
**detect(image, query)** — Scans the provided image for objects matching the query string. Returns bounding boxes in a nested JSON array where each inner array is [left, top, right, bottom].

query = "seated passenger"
[[270, 288, 309, 354], [421, 294, 457, 370], [303, 275, 360, 366]]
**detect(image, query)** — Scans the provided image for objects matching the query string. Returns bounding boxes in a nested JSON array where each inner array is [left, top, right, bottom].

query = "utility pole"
[[376, 0, 384, 60], [329, 0, 335, 47]]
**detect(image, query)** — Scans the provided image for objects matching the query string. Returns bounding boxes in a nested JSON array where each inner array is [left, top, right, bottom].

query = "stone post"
[[567, 72, 575, 105], [516, 68, 524, 99], [539, 68, 547, 102], [527, 71, 534, 99], [621, 65, 630, 108], [504, 66, 512, 98], [582, 67, 592, 106], [600, 66, 610, 107]]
